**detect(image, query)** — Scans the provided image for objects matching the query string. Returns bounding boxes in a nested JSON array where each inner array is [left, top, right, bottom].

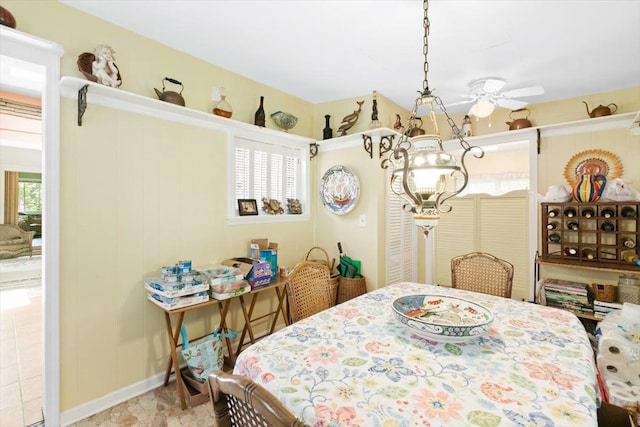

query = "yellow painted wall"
[[312, 93, 411, 290], [4, 0, 318, 411], [3, 0, 640, 416]]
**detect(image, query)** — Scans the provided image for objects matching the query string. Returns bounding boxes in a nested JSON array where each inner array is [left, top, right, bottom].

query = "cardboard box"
[[222, 257, 272, 289], [180, 368, 209, 406], [250, 239, 278, 280]]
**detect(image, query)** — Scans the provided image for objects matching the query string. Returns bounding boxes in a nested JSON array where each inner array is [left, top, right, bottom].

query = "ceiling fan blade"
[[446, 100, 475, 107], [502, 85, 545, 98], [483, 79, 506, 93], [496, 98, 528, 110]]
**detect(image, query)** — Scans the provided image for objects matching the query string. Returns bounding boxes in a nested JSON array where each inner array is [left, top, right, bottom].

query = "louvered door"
[[386, 171, 417, 285], [434, 190, 530, 300]]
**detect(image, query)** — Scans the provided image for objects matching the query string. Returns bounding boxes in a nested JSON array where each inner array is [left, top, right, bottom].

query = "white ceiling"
[[30, 1, 640, 114]]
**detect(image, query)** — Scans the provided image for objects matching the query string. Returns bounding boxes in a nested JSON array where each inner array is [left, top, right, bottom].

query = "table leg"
[[270, 286, 289, 333], [235, 294, 258, 357], [217, 299, 236, 365], [163, 311, 187, 410]]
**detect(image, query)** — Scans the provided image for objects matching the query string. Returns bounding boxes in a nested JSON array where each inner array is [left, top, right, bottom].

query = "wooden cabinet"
[[540, 202, 640, 272]]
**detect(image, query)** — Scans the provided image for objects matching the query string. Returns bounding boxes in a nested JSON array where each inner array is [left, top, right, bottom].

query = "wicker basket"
[[329, 274, 340, 306], [337, 276, 367, 304], [304, 246, 336, 272]]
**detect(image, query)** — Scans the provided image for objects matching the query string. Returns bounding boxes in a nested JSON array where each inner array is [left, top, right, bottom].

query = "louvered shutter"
[[234, 147, 250, 199], [386, 171, 417, 285]]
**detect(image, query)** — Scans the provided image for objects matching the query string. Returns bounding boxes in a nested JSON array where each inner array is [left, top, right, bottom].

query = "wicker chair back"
[[450, 252, 514, 298], [286, 261, 332, 323], [208, 370, 309, 427]]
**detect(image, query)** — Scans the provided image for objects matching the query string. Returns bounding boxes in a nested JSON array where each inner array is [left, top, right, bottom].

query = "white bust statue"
[[91, 44, 121, 88]]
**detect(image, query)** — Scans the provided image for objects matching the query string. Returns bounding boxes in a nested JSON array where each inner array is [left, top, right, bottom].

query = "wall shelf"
[[317, 111, 640, 154], [441, 111, 640, 150], [316, 127, 402, 153], [59, 76, 315, 145], [536, 257, 640, 275]]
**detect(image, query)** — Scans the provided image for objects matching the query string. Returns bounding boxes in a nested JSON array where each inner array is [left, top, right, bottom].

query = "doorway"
[[0, 26, 63, 426]]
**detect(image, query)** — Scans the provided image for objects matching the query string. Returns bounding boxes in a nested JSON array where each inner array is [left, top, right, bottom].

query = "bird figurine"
[[338, 100, 364, 136]]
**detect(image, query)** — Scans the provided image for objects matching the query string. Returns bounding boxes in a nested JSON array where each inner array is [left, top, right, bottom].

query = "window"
[[18, 172, 42, 214], [230, 135, 309, 222], [461, 172, 529, 196]]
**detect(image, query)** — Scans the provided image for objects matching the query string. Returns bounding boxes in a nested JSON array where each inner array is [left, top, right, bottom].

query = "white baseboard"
[[59, 323, 289, 426], [59, 371, 167, 426]]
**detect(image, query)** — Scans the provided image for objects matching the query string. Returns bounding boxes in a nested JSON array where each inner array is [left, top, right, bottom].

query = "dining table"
[[233, 282, 599, 427]]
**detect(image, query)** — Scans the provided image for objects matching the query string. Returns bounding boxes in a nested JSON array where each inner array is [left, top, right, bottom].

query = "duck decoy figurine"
[[338, 100, 364, 136]]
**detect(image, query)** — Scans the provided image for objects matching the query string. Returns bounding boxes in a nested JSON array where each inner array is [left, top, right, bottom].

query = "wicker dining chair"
[[450, 252, 514, 298], [208, 370, 310, 427], [285, 261, 333, 323]]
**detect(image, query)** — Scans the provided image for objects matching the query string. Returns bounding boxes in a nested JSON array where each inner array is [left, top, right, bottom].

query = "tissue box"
[[222, 257, 272, 290], [250, 239, 278, 280]]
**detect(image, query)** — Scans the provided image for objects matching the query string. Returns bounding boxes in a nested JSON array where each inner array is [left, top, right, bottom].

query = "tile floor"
[[0, 285, 43, 427], [68, 383, 215, 426]]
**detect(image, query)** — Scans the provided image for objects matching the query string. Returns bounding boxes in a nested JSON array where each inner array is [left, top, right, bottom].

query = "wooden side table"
[[150, 279, 289, 409], [235, 278, 289, 358]]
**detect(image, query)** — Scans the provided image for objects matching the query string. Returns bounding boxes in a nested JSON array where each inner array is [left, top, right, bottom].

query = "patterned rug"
[[0, 255, 42, 290]]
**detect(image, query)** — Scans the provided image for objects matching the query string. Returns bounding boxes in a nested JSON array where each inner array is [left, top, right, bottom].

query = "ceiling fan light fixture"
[[470, 99, 495, 118]]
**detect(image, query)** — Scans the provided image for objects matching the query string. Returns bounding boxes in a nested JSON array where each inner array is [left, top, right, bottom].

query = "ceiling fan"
[[449, 78, 545, 118]]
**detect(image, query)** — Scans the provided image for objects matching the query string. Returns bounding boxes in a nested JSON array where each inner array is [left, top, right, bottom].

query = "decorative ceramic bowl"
[[271, 111, 298, 132], [392, 294, 494, 342]]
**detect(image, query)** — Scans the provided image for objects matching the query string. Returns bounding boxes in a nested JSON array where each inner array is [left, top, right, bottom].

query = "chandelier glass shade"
[[383, 0, 484, 235]]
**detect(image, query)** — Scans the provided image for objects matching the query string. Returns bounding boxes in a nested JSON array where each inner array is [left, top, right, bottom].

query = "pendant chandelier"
[[382, 0, 484, 236]]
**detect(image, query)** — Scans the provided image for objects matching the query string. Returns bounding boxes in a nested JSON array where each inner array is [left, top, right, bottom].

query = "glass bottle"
[[601, 221, 615, 232], [213, 87, 233, 118], [621, 206, 637, 218], [622, 251, 640, 266], [622, 236, 636, 248], [563, 207, 577, 218], [581, 247, 597, 260], [547, 221, 559, 230], [601, 207, 615, 218], [548, 232, 561, 243], [567, 221, 579, 231], [323, 114, 333, 140], [254, 96, 265, 127], [564, 247, 578, 256], [548, 208, 560, 218], [582, 208, 595, 219]]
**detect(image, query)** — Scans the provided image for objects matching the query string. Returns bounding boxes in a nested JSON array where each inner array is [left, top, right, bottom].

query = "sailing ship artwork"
[[320, 165, 360, 215]]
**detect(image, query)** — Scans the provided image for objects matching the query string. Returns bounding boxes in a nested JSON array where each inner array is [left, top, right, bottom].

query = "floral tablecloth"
[[234, 282, 598, 427]]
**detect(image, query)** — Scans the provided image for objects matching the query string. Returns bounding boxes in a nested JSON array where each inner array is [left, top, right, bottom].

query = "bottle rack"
[[540, 202, 639, 271]]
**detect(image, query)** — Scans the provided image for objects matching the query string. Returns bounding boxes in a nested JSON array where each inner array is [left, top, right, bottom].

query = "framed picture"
[[238, 199, 258, 216]]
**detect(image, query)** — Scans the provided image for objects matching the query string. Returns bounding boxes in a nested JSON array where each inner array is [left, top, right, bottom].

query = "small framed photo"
[[238, 199, 258, 216]]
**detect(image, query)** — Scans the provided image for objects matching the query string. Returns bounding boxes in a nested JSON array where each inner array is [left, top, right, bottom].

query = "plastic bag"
[[600, 178, 640, 202], [540, 185, 572, 202]]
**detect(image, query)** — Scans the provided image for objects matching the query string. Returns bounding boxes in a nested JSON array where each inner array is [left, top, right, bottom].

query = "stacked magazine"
[[543, 278, 594, 315], [593, 300, 623, 319]]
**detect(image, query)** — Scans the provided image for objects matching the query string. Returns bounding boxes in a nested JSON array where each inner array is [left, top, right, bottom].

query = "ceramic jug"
[[572, 174, 607, 202]]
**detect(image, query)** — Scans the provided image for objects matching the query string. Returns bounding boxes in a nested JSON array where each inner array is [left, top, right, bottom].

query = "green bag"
[[180, 325, 237, 383]]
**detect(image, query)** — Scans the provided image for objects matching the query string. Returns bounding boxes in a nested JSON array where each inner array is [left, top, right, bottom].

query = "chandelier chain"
[[423, 0, 429, 93]]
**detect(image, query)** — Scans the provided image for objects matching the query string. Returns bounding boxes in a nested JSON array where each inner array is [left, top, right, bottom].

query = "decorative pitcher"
[[572, 174, 607, 202]]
